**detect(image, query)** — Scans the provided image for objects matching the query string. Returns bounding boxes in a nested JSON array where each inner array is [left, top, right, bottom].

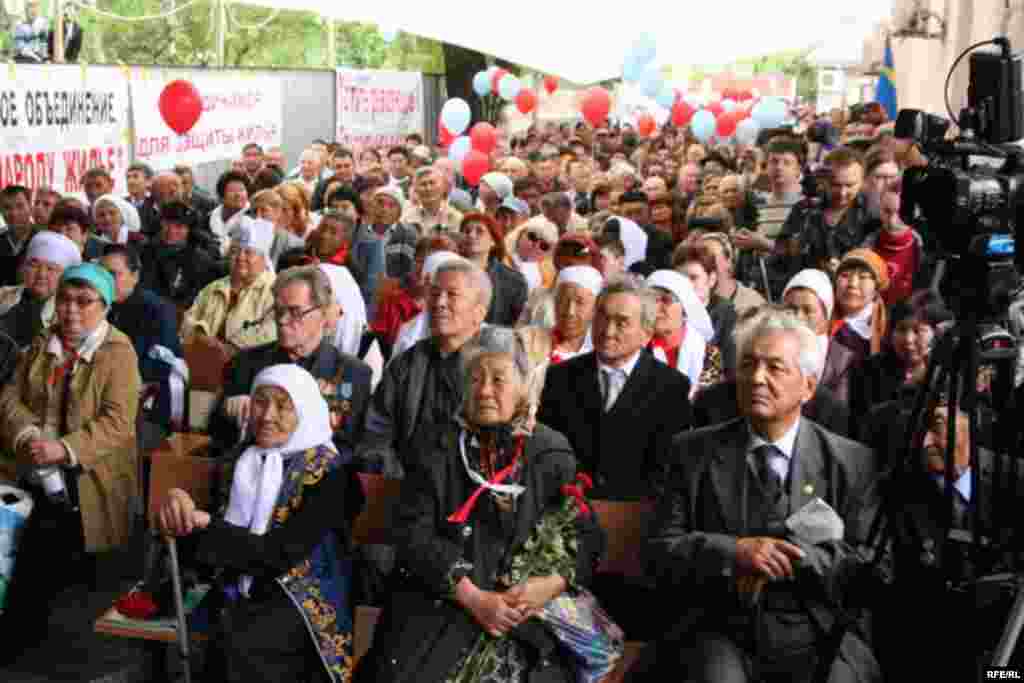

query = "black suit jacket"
[[208, 341, 373, 455], [639, 417, 881, 681], [537, 350, 691, 500]]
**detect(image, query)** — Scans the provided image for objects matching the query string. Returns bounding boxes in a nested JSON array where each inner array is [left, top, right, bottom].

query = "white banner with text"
[[335, 68, 424, 149]]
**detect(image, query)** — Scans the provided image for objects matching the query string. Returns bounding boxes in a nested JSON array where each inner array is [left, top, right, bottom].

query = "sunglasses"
[[526, 231, 551, 252]]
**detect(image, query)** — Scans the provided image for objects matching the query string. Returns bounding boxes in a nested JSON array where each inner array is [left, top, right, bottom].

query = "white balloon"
[[448, 135, 472, 162], [440, 98, 472, 136], [722, 98, 737, 113], [735, 117, 761, 146], [498, 74, 521, 101]]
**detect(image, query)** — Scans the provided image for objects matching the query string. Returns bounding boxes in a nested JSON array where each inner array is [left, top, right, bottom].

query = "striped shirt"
[[754, 190, 803, 239]]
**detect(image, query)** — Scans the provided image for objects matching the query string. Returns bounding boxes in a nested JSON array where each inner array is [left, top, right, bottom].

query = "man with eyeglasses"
[[208, 265, 372, 454]]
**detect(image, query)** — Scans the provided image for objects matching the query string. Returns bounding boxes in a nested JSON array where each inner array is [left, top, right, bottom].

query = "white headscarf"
[[224, 364, 333, 593], [230, 216, 276, 272], [647, 269, 714, 388], [391, 251, 465, 359], [481, 172, 513, 199], [94, 194, 141, 244], [26, 230, 81, 269], [556, 265, 604, 297], [783, 268, 835, 358], [613, 216, 648, 269], [318, 263, 367, 357]]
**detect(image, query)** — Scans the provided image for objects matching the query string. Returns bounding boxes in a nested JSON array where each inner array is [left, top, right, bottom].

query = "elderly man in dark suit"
[[630, 307, 881, 683], [208, 265, 372, 455], [538, 279, 692, 501]]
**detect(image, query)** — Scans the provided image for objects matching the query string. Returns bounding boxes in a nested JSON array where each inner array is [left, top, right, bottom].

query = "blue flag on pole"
[[876, 38, 897, 120]]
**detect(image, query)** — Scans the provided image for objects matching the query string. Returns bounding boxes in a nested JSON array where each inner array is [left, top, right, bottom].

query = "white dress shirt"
[[597, 349, 643, 411]]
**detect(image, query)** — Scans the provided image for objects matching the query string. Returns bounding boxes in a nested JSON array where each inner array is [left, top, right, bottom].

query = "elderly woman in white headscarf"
[[0, 230, 81, 349], [158, 364, 364, 683], [646, 269, 715, 394], [390, 250, 466, 359], [318, 263, 367, 357], [181, 216, 277, 352], [93, 194, 141, 244]]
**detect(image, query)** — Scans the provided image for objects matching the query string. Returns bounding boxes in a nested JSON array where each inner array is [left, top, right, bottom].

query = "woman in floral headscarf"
[[355, 327, 610, 683], [158, 364, 364, 682]]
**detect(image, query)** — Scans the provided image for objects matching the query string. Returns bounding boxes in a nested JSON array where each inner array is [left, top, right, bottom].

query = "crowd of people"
[[0, 103, 1019, 682]]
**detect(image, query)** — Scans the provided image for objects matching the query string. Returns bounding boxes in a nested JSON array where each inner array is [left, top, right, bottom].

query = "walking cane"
[[164, 535, 193, 683]]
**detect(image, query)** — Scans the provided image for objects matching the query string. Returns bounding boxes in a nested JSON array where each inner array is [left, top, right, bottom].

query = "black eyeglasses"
[[526, 231, 551, 252], [273, 305, 321, 325]]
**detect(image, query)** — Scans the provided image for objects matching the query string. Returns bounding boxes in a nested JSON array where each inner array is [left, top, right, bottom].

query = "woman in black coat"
[[354, 328, 606, 683], [460, 212, 529, 327]]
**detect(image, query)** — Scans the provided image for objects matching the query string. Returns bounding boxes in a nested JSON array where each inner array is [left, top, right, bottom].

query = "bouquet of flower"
[[451, 473, 623, 683]]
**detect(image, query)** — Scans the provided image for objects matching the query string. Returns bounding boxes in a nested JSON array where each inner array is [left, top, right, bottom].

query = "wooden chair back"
[[352, 474, 402, 546], [591, 499, 655, 578], [146, 433, 217, 523], [182, 338, 230, 432]]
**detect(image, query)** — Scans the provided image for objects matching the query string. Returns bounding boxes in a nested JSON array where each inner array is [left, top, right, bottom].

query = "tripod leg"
[[992, 578, 1024, 666]]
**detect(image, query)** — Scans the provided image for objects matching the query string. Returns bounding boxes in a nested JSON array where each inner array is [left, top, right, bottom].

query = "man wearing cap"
[[783, 268, 856, 404], [0, 262, 141, 656], [477, 171, 514, 217], [352, 186, 418, 319], [0, 230, 81, 349], [496, 196, 530, 237], [181, 216, 277, 352], [401, 167, 463, 234], [139, 201, 223, 309], [538, 278, 692, 501]]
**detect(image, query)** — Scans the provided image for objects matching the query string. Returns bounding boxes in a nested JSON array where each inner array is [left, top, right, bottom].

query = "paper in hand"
[[785, 498, 844, 545]]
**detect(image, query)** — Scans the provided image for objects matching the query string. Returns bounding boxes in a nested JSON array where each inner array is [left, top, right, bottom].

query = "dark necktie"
[[754, 444, 785, 504]]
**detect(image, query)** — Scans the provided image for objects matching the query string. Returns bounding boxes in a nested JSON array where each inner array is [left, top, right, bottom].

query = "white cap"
[[26, 230, 82, 269], [231, 217, 275, 268], [556, 266, 604, 297], [375, 186, 405, 208], [481, 172, 513, 199], [783, 268, 835, 319], [646, 269, 715, 342], [519, 215, 558, 246]]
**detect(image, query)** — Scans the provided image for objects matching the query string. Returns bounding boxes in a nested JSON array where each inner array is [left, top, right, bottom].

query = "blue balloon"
[[379, 27, 398, 43], [691, 109, 717, 143], [721, 98, 737, 113], [735, 117, 761, 146], [655, 87, 676, 109], [472, 71, 492, 97], [448, 135, 472, 163], [622, 56, 644, 83], [440, 98, 471, 136], [498, 74, 521, 101], [640, 65, 662, 99], [629, 33, 657, 67]]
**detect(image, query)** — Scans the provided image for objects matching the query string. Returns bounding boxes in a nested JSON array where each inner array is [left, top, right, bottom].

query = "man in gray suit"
[[630, 306, 881, 683]]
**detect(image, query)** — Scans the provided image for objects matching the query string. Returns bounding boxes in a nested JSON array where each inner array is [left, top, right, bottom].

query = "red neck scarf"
[[448, 435, 525, 524], [49, 337, 80, 387], [549, 329, 585, 365], [650, 326, 685, 368]]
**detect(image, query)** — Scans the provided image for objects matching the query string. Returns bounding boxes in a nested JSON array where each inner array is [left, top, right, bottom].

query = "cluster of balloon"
[[580, 87, 611, 127], [159, 80, 202, 135], [685, 92, 774, 144], [671, 100, 696, 127], [471, 65, 524, 104], [439, 97, 497, 185]]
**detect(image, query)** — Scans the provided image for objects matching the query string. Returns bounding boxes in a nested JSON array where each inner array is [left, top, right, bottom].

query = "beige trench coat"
[[0, 325, 141, 552]]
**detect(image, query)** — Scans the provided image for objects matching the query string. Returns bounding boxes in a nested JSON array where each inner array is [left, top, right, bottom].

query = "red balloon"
[[716, 111, 740, 138], [580, 87, 612, 127], [637, 113, 656, 138], [491, 68, 509, 94], [462, 150, 490, 186], [707, 101, 725, 118], [737, 89, 754, 102], [671, 101, 695, 127], [543, 75, 559, 95], [158, 80, 202, 135], [470, 122, 498, 154], [516, 88, 538, 114], [438, 121, 455, 147]]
